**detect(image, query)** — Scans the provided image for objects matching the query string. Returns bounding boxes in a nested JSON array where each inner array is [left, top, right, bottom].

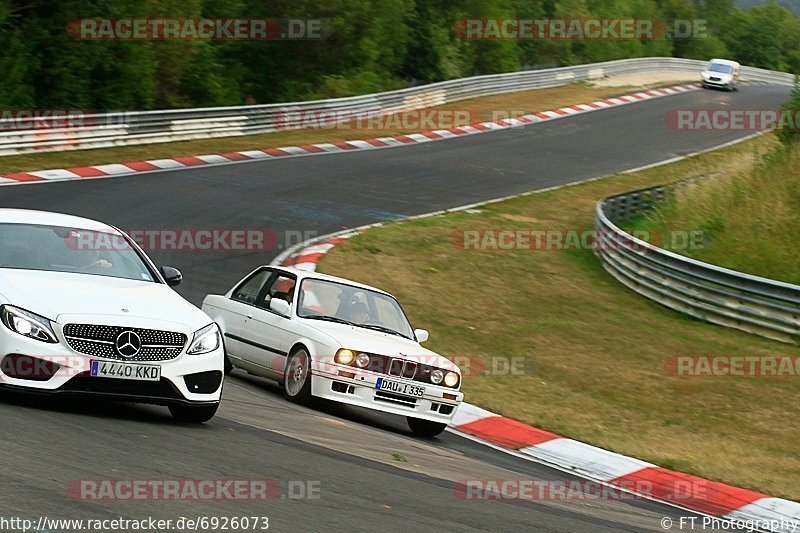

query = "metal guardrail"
[[1, 57, 793, 156], [595, 185, 800, 344]]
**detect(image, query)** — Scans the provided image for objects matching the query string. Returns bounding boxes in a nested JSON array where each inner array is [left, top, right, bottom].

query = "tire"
[[169, 402, 219, 423], [407, 417, 447, 437], [223, 353, 234, 375], [283, 347, 312, 404]]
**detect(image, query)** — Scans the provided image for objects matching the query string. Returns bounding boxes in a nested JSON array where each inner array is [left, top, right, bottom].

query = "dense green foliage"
[[0, 0, 798, 110], [777, 74, 800, 144]]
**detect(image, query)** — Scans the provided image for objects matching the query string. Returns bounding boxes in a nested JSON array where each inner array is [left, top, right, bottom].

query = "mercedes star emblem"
[[115, 331, 142, 358]]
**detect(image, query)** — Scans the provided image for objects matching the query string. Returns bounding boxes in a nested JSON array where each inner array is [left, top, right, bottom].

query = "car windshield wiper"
[[359, 323, 410, 340], [303, 315, 356, 326]]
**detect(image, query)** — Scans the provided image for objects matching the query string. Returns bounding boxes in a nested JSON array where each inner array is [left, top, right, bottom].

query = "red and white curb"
[[1, 84, 700, 186], [277, 231, 799, 533]]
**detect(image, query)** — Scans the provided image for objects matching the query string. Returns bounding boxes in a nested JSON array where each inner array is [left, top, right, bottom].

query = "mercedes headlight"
[[187, 323, 221, 355], [1, 305, 58, 343]]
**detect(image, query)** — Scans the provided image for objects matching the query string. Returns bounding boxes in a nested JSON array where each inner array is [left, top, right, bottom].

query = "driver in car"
[[349, 301, 369, 324]]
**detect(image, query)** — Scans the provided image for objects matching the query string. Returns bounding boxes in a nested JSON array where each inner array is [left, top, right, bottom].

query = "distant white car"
[[701, 58, 740, 91], [0, 209, 224, 423], [203, 266, 463, 437]]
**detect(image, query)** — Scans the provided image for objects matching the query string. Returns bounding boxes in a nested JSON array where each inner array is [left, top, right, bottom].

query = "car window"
[[258, 274, 297, 309], [0, 223, 155, 282], [298, 278, 414, 338], [372, 295, 406, 332], [231, 269, 271, 304], [708, 63, 733, 74]]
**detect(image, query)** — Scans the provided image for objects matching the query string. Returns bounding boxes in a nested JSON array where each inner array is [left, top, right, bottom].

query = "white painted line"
[[430, 129, 459, 138], [373, 137, 407, 147], [298, 243, 336, 255], [480, 122, 507, 130], [346, 140, 382, 149], [147, 159, 187, 169], [725, 498, 800, 532], [450, 403, 497, 427], [290, 261, 317, 272], [521, 438, 655, 482], [196, 154, 231, 164], [238, 150, 272, 159], [405, 133, 436, 142], [540, 111, 565, 119], [311, 143, 345, 152], [279, 146, 312, 155], [457, 126, 485, 134], [92, 164, 138, 175], [28, 169, 81, 180]]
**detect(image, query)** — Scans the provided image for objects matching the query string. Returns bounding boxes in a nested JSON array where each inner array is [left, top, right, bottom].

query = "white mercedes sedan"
[[0, 209, 224, 422], [203, 266, 463, 437]]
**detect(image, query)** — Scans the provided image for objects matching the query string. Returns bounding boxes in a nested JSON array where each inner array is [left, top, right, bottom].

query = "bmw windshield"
[[0, 223, 156, 282], [297, 278, 414, 339]]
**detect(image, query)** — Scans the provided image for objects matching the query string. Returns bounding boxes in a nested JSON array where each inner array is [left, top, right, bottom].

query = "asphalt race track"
[[0, 83, 790, 532]]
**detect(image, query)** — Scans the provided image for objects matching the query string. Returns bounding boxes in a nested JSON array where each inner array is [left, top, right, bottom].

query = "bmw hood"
[[0, 269, 211, 331], [303, 319, 459, 372]]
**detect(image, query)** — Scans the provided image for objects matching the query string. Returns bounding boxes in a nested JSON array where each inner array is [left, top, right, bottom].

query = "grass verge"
[[318, 132, 800, 500], [626, 141, 800, 284], [0, 81, 688, 176]]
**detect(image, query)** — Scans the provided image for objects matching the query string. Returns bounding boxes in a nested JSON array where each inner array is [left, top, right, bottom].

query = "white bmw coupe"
[[0, 209, 224, 422], [203, 266, 463, 436]]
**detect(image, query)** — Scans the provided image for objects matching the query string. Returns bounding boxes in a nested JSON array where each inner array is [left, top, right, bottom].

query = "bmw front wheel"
[[284, 347, 312, 403]]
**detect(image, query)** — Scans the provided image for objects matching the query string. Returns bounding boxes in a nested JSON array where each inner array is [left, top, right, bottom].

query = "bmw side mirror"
[[161, 266, 183, 287], [270, 298, 291, 317], [414, 329, 429, 343]]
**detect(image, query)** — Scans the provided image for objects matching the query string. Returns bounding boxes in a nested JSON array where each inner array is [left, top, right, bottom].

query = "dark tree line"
[[0, 0, 798, 110]]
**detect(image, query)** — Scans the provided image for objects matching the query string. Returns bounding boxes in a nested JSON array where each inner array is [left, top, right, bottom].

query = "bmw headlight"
[[0, 305, 58, 343], [443, 371, 460, 388], [431, 369, 444, 384], [187, 323, 221, 355], [335, 349, 355, 365], [355, 353, 370, 368]]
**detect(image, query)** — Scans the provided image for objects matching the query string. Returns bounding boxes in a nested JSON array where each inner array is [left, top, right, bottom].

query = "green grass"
[[319, 133, 800, 500], [625, 142, 800, 284]]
